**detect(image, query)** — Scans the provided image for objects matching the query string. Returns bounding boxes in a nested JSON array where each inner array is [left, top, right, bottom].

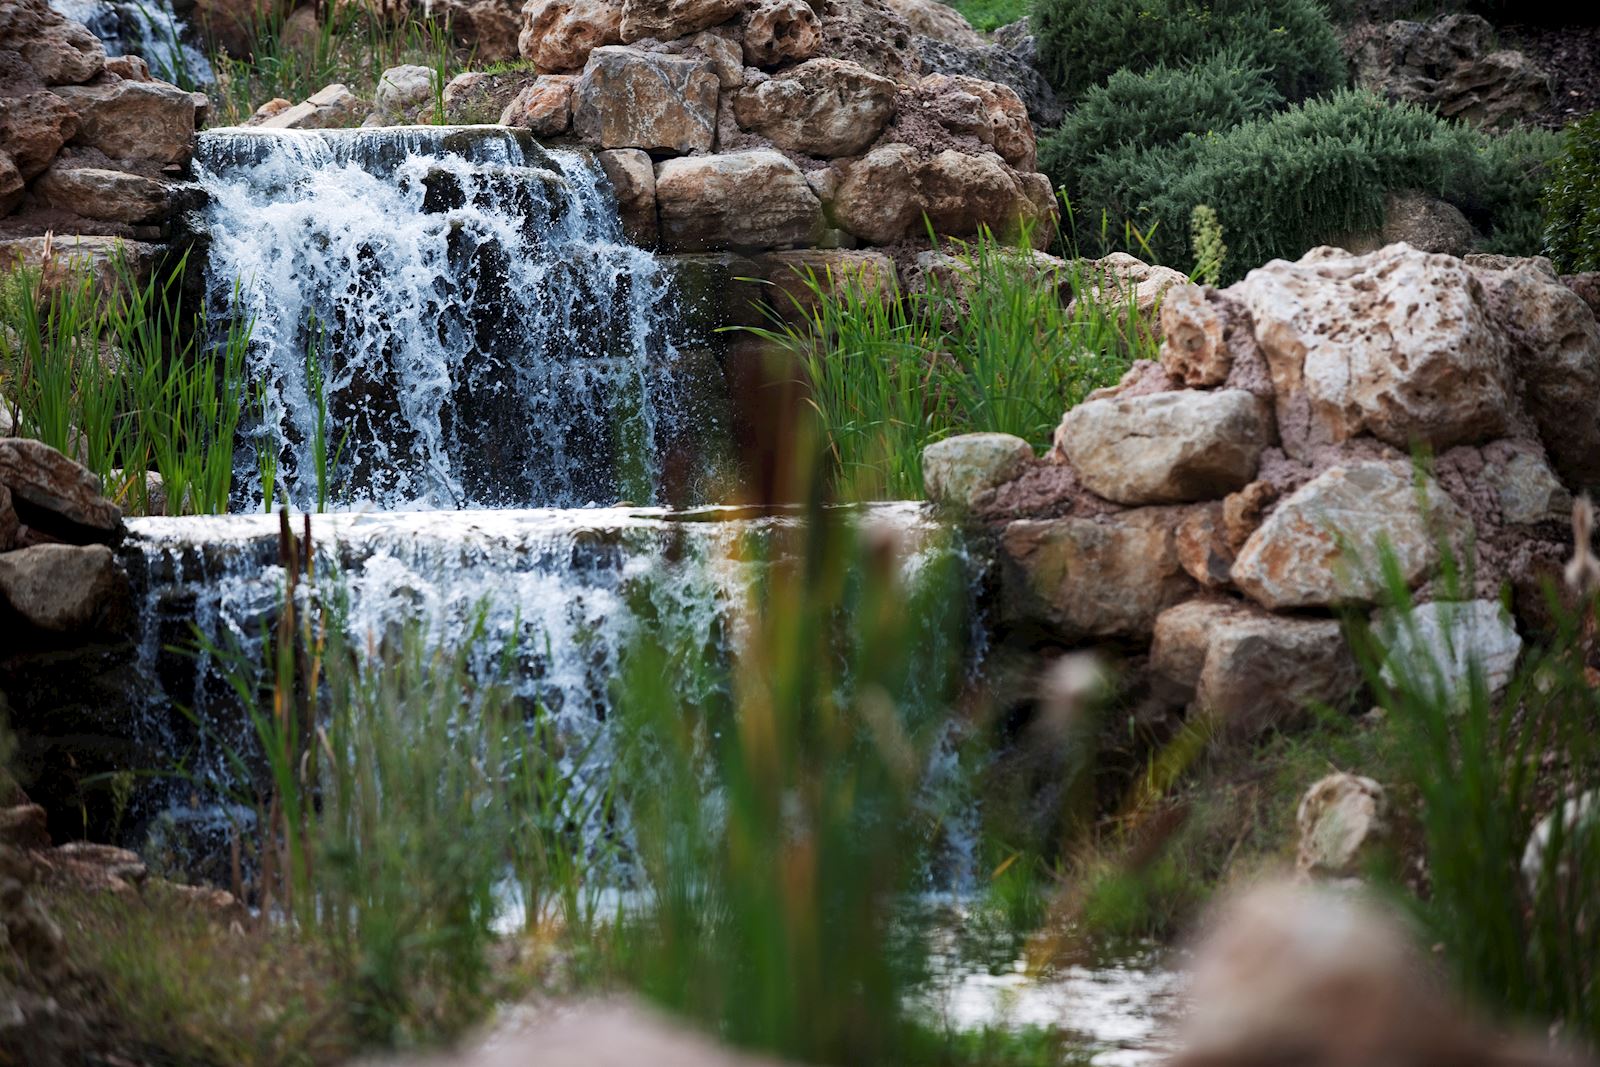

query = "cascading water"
[[195, 127, 716, 512], [51, 0, 214, 86]]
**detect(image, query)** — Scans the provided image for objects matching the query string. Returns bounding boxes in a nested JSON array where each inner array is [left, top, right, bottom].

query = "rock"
[[883, 0, 981, 45], [0, 152, 20, 214], [0, 438, 120, 542], [619, 0, 743, 42], [916, 35, 1063, 128], [425, 0, 522, 62], [1175, 503, 1233, 588], [257, 82, 366, 129], [1352, 13, 1551, 129], [43, 841, 146, 891], [1229, 245, 1517, 461], [1481, 446, 1570, 525], [731, 59, 896, 158], [656, 150, 824, 251], [1057, 389, 1270, 507], [51, 77, 196, 165], [922, 432, 1033, 508], [245, 97, 292, 124], [4, 0, 105, 86], [373, 64, 436, 122], [1000, 509, 1196, 641], [754, 248, 896, 319], [1467, 255, 1600, 491], [500, 74, 577, 134], [1521, 791, 1599, 899], [31, 164, 170, 224], [1159, 284, 1230, 387], [1563, 272, 1600, 320], [572, 46, 718, 155], [741, 0, 820, 68], [0, 484, 17, 552], [816, 0, 920, 85], [0, 544, 127, 635], [916, 72, 1034, 170], [1375, 599, 1521, 702], [906, 246, 1063, 306], [0, 91, 79, 180], [0, 804, 50, 850], [442, 70, 538, 124], [1296, 773, 1389, 881], [833, 144, 1046, 245], [1074, 252, 1187, 321], [1382, 191, 1475, 257], [0, 234, 160, 298], [1232, 461, 1469, 611], [597, 147, 656, 245], [641, 28, 744, 88], [519, 0, 624, 70], [1151, 598, 1359, 735]]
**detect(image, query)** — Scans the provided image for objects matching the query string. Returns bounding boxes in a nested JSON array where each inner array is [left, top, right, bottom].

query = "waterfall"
[[194, 127, 714, 512], [51, 0, 214, 87]]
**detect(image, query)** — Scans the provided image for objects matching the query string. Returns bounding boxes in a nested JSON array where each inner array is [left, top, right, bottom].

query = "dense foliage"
[[1030, 0, 1347, 104], [1542, 113, 1600, 272]]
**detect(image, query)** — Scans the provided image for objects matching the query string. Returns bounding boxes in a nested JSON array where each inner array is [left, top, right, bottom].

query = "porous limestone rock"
[[0, 154, 20, 214], [1232, 461, 1470, 611], [741, 0, 821, 68], [655, 150, 824, 251], [916, 33, 1062, 127], [1352, 13, 1550, 129], [372, 64, 436, 122], [518, 0, 624, 70], [1000, 509, 1196, 641], [597, 148, 657, 245], [0, 91, 79, 181], [815, 0, 921, 85], [51, 78, 196, 165], [0, 544, 126, 635], [1151, 598, 1359, 736], [833, 144, 1045, 245], [922, 433, 1033, 509], [254, 82, 365, 129], [1057, 389, 1270, 506], [31, 164, 170, 224], [619, 0, 744, 43], [0, 438, 120, 542], [731, 59, 896, 158], [572, 46, 718, 155], [499, 74, 577, 134], [1159, 283, 1230, 387], [916, 73, 1034, 171], [1375, 599, 1522, 702], [1229, 245, 1517, 461], [753, 248, 896, 321], [3, 0, 106, 86], [1296, 773, 1389, 882]]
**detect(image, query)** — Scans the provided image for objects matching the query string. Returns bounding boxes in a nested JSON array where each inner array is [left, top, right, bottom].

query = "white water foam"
[[51, 0, 214, 86]]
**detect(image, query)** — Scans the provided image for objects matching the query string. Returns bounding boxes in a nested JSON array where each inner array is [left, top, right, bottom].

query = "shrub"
[[1542, 113, 1600, 273], [1030, 0, 1347, 104]]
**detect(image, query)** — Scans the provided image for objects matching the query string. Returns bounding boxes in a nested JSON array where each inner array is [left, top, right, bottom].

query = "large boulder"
[[922, 432, 1033, 509], [1056, 389, 1270, 506], [0, 91, 79, 181], [731, 59, 897, 158], [741, 0, 821, 68], [1, 0, 105, 87], [597, 147, 657, 245], [1000, 508, 1197, 641], [882, 0, 982, 46], [572, 46, 718, 155], [1228, 245, 1517, 461], [31, 164, 170, 224], [519, 0, 624, 71], [1231, 461, 1469, 611], [833, 144, 1048, 245], [499, 74, 577, 134], [1151, 598, 1359, 736], [1351, 13, 1551, 129], [1374, 599, 1522, 703], [372, 64, 435, 123], [915, 35, 1063, 128], [619, 0, 743, 42], [1341, 191, 1476, 259], [50, 77, 196, 166], [0, 438, 121, 544], [1296, 773, 1390, 882], [915, 72, 1034, 171], [0, 544, 128, 636], [655, 150, 825, 251]]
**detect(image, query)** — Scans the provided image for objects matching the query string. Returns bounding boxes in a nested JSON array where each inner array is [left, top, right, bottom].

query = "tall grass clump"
[[611, 481, 976, 1063], [0, 255, 251, 514], [746, 227, 1144, 500], [1350, 514, 1600, 1042], [1542, 112, 1600, 273]]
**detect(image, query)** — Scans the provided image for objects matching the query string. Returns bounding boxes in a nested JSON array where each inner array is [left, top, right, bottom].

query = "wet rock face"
[[752, 248, 897, 322], [573, 46, 719, 154], [597, 147, 657, 245], [1351, 13, 1551, 129]]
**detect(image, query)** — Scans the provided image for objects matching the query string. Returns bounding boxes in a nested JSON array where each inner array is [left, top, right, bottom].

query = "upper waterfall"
[[195, 126, 715, 513]]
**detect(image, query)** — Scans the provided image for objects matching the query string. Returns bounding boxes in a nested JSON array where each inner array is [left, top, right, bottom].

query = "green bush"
[[1030, 0, 1347, 104], [1542, 113, 1600, 273], [1052, 91, 1556, 280]]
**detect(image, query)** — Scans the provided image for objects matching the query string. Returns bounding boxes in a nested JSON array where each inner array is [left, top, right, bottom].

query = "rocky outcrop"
[[1351, 13, 1551, 129], [1296, 773, 1389, 881]]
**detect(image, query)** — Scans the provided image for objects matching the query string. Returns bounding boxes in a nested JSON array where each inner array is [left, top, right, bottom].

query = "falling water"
[[51, 0, 214, 86], [194, 127, 715, 512]]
